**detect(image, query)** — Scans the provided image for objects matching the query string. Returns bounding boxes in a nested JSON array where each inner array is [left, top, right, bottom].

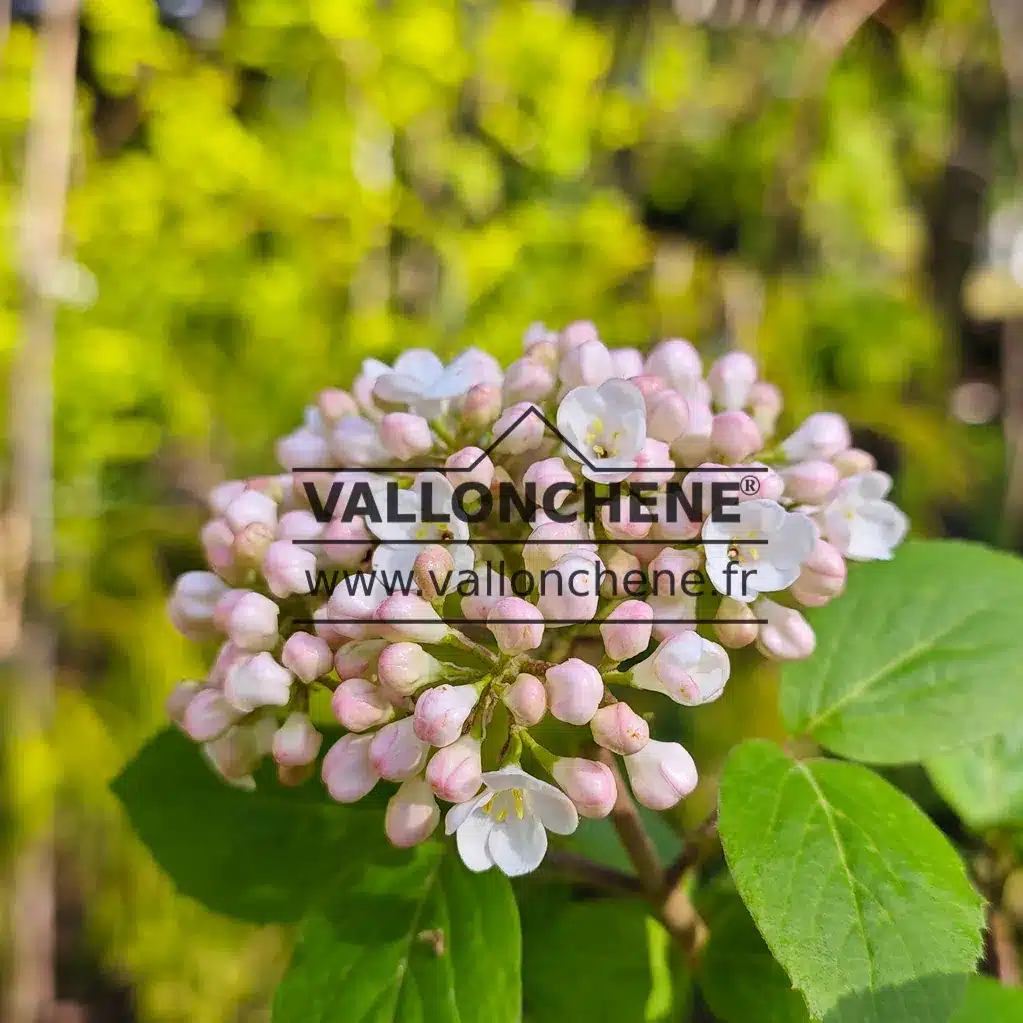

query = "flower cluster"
[[166, 322, 908, 877]]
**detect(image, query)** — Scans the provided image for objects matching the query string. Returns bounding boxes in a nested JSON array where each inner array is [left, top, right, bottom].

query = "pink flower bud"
[[227, 591, 280, 651], [782, 460, 840, 504], [318, 388, 358, 423], [537, 552, 601, 624], [312, 603, 349, 648], [281, 631, 333, 683], [624, 740, 698, 810], [832, 447, 876, 477], [491, 402, 545, 456], [713, 597, 759, 648], [445, 446, 495, 490], [334, 638, 388, 680], [230, 522, 273, 567], [209, 481, 246, 516], [377, 642, 441, 696], [559, 319, 599, 353], [523, 457, 576, 511], [413, 546, 456, 602], [487, 597, 544, 654], [332, 677, 396, 732], [552, 757, 617, 819], [545, 659, 603, 725], [590, 703, 649, 755], [413, 684, 479, 747], [224, 652, 293, 712], [224, 489, 278, 533], [600, 493, 652, 542], [629, 438, 675, 488], [369, 717, 431, 781], [561, 339, 614, 389], [261, 541, 317, 599], [272, 712, 323, 767], [374, 595, 450, 644], [628, 373, 666, 401], [203, 717, 277, 788], [754, 598, 816, 660], [504, 358, 555, 405], [790, 539, 846, 607], [711, 411, 763, 463], [166, 680, 201, 727], [322, 733, 380, 803], [328, 578, 387, 635], [460, 383, 502, 429], [600, 600, 653, 661], [276, 510, 323, 545], [321, 516, 373, 568], [645, 338, 702, 393], [168, 571, 229, 640], [207, 641, 250, 687], [503, 673, 547, 726], [182, 687, 242, 741], [708, 352, 757, 411], [599, 546, 641, 597], [426, 735, 483, 803], [276, 428, 332, 471], [385, 777, 441, 848], [647, 389, 690, 444], [380, 412, 433, 461], [672, 400, 713, 465], [741, 462, 785, 502], [781, 412, 851, 462], [611, 347, 644, 379], [748, 381, 783, 436], [330, 416, 389, 467]]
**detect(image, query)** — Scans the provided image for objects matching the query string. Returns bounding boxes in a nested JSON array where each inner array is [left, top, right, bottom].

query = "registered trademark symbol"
[[740, 474, 760, 496]]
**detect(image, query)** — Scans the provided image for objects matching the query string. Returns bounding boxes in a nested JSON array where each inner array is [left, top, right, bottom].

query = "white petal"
[[394, 349, 445, 383], [445, 790, 492, 834], [487, 814, 548, 876], [527, 788, 580, 835], [372, 542, 420, 581], [481, 764, 538, 792], [456, 811, 498, 872]]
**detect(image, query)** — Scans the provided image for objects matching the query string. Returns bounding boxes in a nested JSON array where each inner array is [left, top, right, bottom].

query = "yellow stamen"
[[513, 790, 525, 819], [483, 796, 494, 813]]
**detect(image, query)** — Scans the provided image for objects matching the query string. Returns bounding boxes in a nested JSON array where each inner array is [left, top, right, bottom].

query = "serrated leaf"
[[719, 740, 984, 1023], [522, 897, 686, 1023], [781, 540, 1023, 764], [949, 976, 1023, 1021], [111, 728, 393, 922], [927, 730, 1023, 830], [697, 883, 811, 1023], [272, 846, 520, 1023]]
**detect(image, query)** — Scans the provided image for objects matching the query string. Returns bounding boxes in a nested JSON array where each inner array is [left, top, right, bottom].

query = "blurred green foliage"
[[0, 0, 1012, 1017]]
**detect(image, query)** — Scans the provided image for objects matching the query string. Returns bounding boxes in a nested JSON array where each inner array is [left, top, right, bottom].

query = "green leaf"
[[272, 845, 521, 1023], [718, 740, 984, 1023], [697, 882, 811, 1023], [927, 730, 1023, 830], [522, 897, 687, 1023], [781, 540, 1023, 764], [949, 977, 1023, 1021], [111, 728, 393, 922]]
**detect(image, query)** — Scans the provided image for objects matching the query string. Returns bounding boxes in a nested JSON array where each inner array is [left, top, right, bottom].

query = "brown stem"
[[599, 750, 707, 962], [543, 850, 643, 897], [989, 907, 1022, 987], [663, 810, 719, 891]]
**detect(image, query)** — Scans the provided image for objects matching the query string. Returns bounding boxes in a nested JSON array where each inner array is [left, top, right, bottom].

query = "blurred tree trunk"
[[2, 2, 79, 1021]]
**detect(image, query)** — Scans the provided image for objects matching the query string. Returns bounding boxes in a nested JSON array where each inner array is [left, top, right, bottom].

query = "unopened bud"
[[782, 460, 840, 504], [378, 642, 443, 696], [385, 777, 441, 848], [790, 539, 846, 607], [544, 659, 603, 725], [711, 410, 763, 463], [413, 546, 456, 601], [224, 489, 278, 533], [369, 718, 431, 781], [552, 757, 617, 819], [590, 702, 649, 755], [272, 712, 323, 767], [224, 652, 293, 712], [182, 687, 242, 741], [227, 591, 280, 652], [318, 388, 358, 424], [503, 358, 555, 405], [445, 446, 495, 490], [491, 402, 545, 456], [426, 735, 483, 803], [413, 684, 480, 747], [332, 678, 396, 732], [832, 447, 877, 477], [624, 740, 698, 810], [708, 352, 757, 411], [374, 595, 450, 644], [281, 631, 333, 683], [322, 733, 380, 803], [380, 412, 433, 461], [713, 597, 759, 648], [600, 600, 653, 662], [487, 597, 544, 654], [460, 383, 502, 430], [503, 673, 547, 726], [262, 541, 318, 599], [754, 598, 816, 660]]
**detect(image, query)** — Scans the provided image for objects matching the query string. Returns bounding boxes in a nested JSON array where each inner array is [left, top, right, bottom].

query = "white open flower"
[[445, 765, 578, 876], [370, 472, 474, 582], [631, 631, 730, 706], [557, 379, 647, 483], [373, 349, 493, 418], [819, 471, 908, 561], [703, 498, 816, 602]]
